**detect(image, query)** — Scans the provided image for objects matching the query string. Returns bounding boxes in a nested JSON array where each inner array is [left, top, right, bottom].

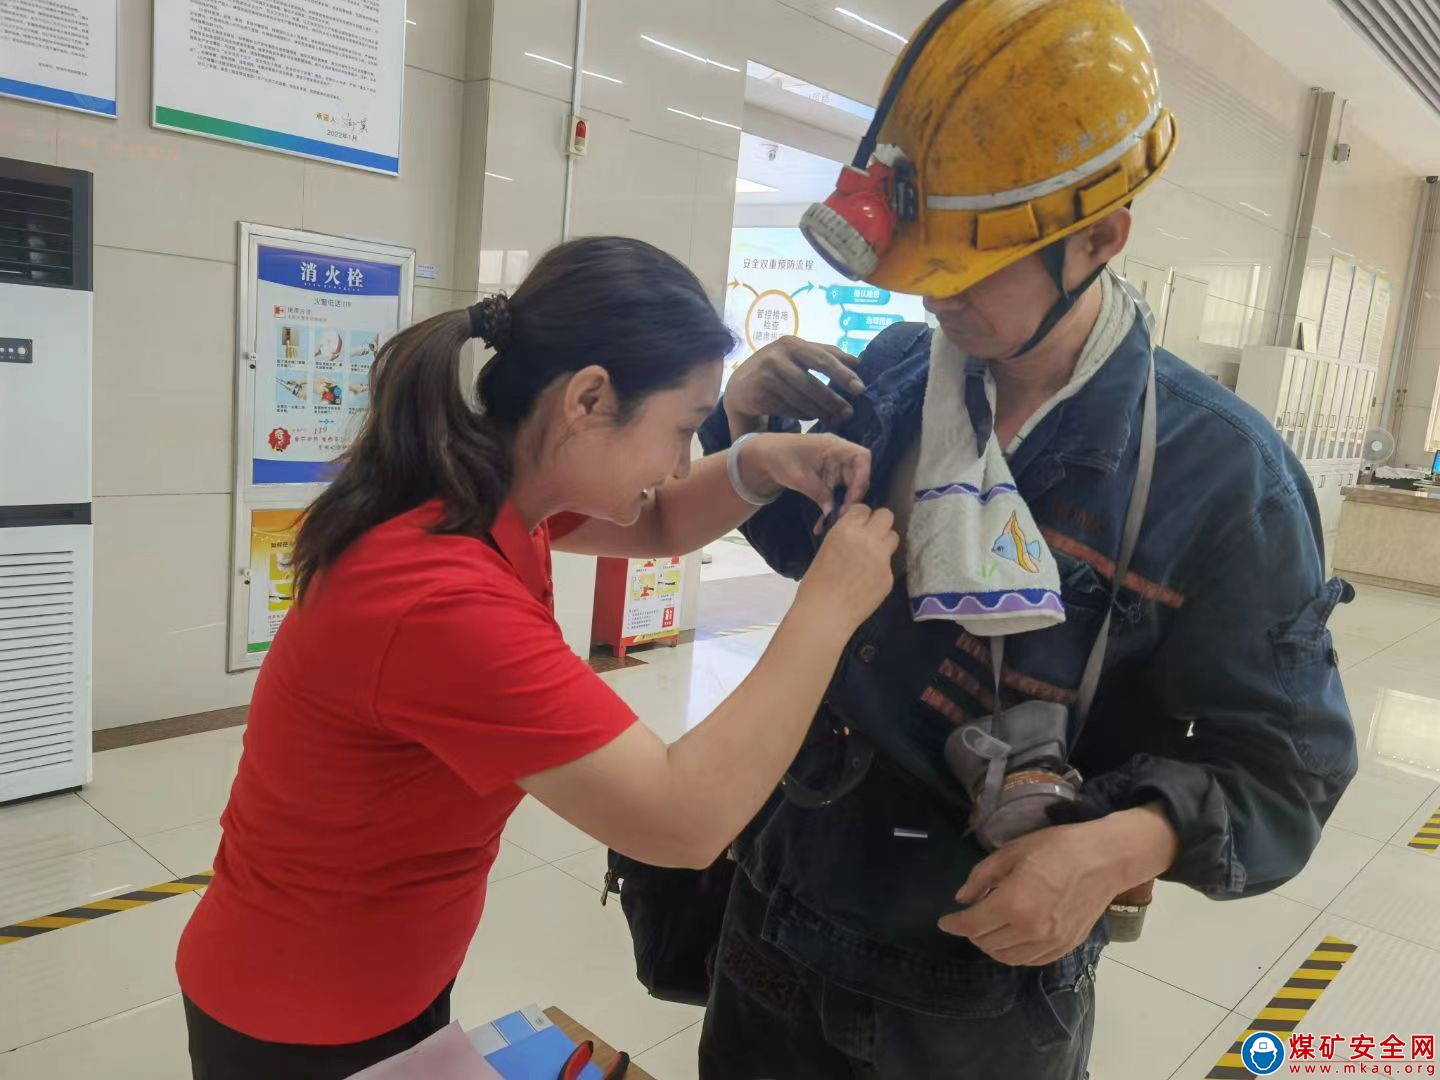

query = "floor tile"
[[1341, 672, 1385, 749], [80, 728, 245, 839], [1329, 844, 1440, 952], [452, 865, 701, 1058], [1389, 794, 1440, 852], [1367, 618, 1440, 666], [0, 793, 126, 874], [1088, 958, 1229, 1080], [1326, 767, 1439, 841], [0, 994, 190, 1080], [502, 797, 597, 863], [0, 841, 172, 928], [634, 1021, 702, 1080], [1331, 630, 1398, 670], [0, 892, 198, 1052], [554, 846, 609, 893], [489, 839, 544, 884], [1231, 912, 1440, 1050], [1343, 655, 1440, 716], [603, 628, 779, 745], [134, 821, 221, 880], [1107, 881, 1320, 1009], [1364, 688, 1440, 777], [1168, 1009, 1273, 1080], [1273, 828, 1384, 910], [1328, 587, 1440, 641]]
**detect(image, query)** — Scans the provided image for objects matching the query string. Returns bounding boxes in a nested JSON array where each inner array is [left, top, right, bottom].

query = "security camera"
[[762, 142, 779, 162]]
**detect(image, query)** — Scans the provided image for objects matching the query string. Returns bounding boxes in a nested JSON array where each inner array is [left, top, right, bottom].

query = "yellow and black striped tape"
[[1408, 806, 1440, 852], [1206, 935, 1357, 1079], [0, 871, 213, 946]]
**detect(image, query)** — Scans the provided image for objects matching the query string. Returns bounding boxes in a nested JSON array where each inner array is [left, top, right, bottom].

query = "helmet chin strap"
[[1002, 239, 1107, 361]]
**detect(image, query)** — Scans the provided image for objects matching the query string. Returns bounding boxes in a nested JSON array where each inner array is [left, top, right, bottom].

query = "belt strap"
[[991, 292, 1159, 730]]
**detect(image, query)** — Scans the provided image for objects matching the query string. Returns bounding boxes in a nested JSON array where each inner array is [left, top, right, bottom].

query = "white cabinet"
[[1236, 347, 1377, 542]]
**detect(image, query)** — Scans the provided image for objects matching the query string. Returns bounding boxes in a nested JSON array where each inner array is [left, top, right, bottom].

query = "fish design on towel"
[[992, 511, 1043, 574]]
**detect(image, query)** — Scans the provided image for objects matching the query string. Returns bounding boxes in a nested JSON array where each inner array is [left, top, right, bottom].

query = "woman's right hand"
[[798, 505, 899, 630]]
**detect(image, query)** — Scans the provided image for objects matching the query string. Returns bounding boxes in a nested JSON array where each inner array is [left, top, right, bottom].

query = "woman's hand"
[[739, 433, 872, 527], [797, 505, 898, 629]]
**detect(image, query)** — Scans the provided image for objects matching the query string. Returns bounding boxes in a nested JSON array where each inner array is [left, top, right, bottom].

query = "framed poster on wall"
[[0, 0, 116, 117], [152, 0, 406, 174], [243, 508, 301, 659], [228, 223, 414, 671]]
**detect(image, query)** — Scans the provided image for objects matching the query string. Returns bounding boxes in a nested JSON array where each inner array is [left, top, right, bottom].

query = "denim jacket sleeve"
[[1071, 486, 1358, 900], [696, 324, 929, 580]]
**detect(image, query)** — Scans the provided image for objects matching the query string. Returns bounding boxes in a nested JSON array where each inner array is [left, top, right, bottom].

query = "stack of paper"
[[350, 1023, 502, 1079], [471, 1006, 605, 1080], [350, 1005, 606, 1080]]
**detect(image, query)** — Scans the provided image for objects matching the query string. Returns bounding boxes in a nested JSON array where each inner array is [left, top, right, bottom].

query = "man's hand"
[[725, 337, 866, 439], [938, 806, 1179, 967], [741, 433, 872, 530]]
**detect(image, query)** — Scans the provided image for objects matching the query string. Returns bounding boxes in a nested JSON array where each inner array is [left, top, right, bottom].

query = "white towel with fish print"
[[905, 328, 1065, 634], [906, 272, 1135, 634]]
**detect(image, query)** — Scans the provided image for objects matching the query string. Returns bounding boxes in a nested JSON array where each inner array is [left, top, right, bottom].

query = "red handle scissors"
[[557, 1039, 630, 1080]]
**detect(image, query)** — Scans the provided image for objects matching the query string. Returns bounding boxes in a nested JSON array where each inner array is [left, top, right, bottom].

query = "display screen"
[[723, 227, 929, 387]]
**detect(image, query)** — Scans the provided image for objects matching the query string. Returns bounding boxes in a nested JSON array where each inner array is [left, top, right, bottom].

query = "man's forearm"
[[724, 398, 769, 442], [1097, 802, 1181, 891]]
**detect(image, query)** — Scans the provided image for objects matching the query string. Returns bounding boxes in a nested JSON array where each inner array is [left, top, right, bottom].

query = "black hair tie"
[[468, 293, 513, 351]]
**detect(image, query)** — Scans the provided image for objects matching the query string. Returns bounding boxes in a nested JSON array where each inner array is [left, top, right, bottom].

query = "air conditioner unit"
[[0, 158, 94, 804]]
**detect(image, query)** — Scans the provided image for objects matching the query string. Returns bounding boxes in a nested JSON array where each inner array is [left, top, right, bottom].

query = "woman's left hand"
[[740, 433, 872, 527]]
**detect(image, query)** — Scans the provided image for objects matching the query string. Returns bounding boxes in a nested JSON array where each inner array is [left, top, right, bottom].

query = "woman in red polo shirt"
[[176, 236, 896, 1078]]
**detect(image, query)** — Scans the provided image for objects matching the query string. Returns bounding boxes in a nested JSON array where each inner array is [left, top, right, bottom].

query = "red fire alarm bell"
[[568, 115, 588, 157]]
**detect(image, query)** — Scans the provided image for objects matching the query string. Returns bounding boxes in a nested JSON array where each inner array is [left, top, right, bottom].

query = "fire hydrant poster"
[[723, 227, 928, 385], [251, 245, 402, 485], [622, 557, 684, 645], [247, 509, 300, 655]]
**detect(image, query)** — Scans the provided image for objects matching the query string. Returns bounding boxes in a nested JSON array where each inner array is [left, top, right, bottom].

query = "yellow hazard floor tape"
[[1205, 936, 1357, 1079], [0, 871, 213, 946], [1408, 806, 1440, 852]]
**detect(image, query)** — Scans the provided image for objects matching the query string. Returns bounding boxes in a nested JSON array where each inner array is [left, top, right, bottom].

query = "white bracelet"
[[729, 433, 780, 507]]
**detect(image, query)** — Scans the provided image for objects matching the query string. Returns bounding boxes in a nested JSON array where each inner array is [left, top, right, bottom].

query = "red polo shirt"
[[176, 502, 634, 1044]]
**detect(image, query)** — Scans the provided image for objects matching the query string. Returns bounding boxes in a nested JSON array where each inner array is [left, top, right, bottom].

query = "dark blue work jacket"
[[698, 319, 1357, 1014]]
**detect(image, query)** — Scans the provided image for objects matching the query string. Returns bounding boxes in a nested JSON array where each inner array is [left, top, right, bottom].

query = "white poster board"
[[229, 224, 414, 671], [0, 0, 116, 117], [1317, 257, 1355, 359], [1339, 268, 1375, 364], [1361, 277, 1393, 369], [152, 0, 406, 174]]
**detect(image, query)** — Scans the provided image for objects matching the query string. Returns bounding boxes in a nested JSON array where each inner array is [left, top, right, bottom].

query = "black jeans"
[[699, 873, 1095, 1080], [183, 981, 454, 1080]]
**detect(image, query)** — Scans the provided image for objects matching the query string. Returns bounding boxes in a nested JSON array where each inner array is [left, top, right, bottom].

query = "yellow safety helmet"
[[801, 0, 1177, 302]]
